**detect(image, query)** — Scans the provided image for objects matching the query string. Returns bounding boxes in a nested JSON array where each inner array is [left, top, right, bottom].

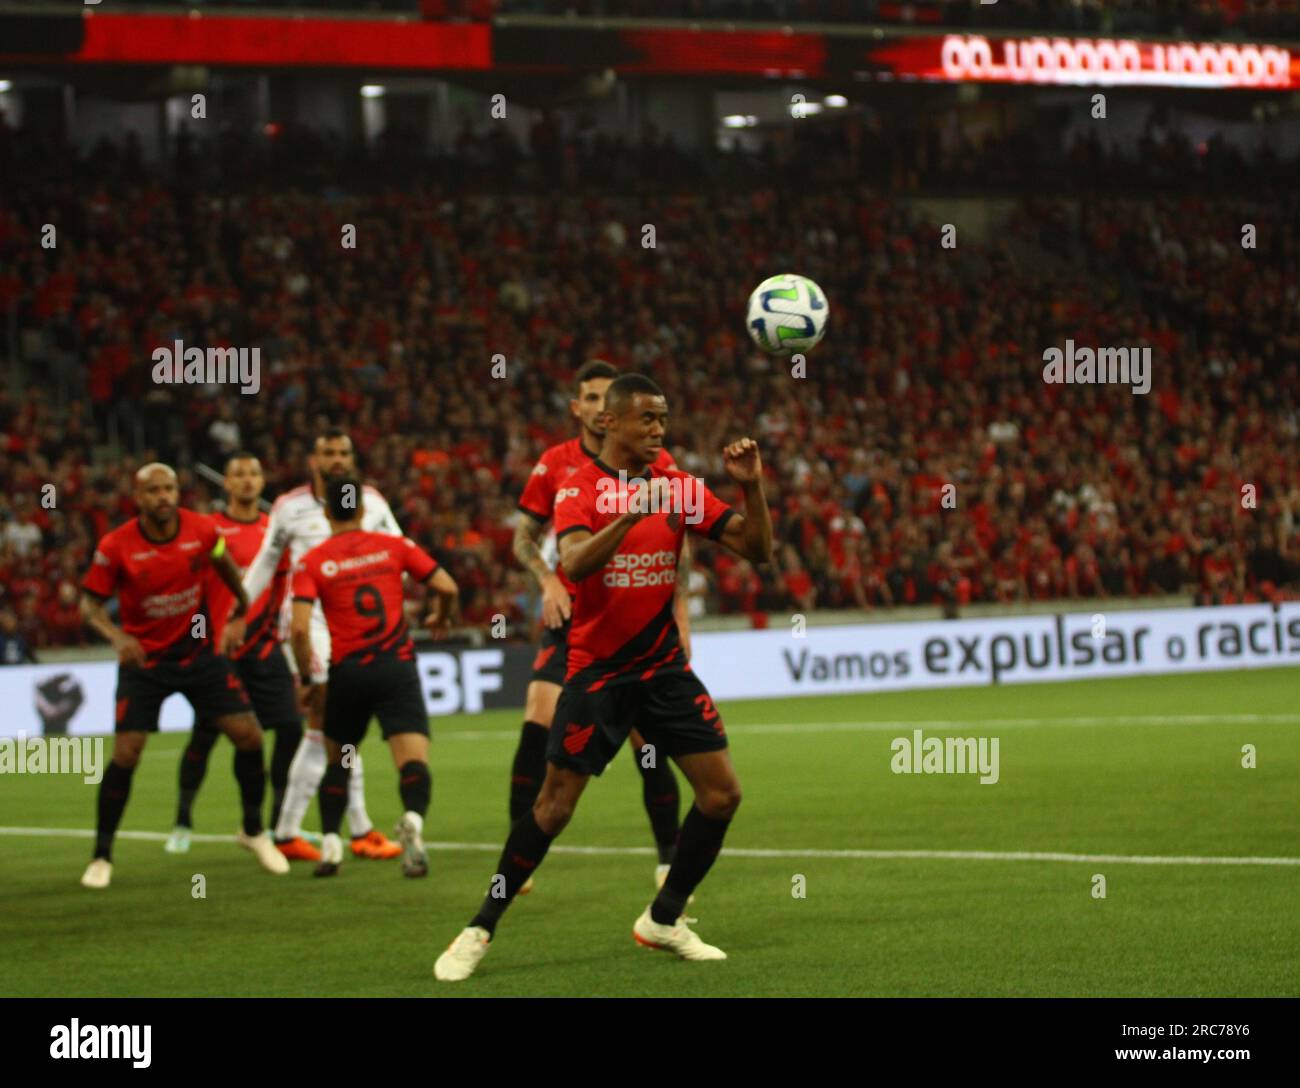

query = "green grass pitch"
[[1, 668, 1296, 997]]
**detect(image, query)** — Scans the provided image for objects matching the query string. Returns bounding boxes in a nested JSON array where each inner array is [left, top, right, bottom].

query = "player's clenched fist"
[[722, 438, 762, 484], [628, 475, 675, 519]]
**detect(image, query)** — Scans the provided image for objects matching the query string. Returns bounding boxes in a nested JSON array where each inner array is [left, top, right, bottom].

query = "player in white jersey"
[[229, 428, 404, 862]]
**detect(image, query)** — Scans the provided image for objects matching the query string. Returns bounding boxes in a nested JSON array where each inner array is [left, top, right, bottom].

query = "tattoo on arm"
[[513, 516, 554, 585]]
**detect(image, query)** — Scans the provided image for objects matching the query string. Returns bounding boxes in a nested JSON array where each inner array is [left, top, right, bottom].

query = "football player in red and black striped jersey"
[[78, 463, 289, 889], [436, 374, 773, 980], [290, 476, 459, 878], [164, 453, 302, 856], [510, 359, 687, 894]]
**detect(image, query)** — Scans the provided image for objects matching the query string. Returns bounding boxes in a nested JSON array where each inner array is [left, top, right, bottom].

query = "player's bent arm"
[[558, 514, 641, 582], [512, 512, 558, 588], [370, 491, 403, 537], [289, 600, 315, 679], [424, 567, 460, 630], [717, 481, 774, 565], [428, 567, 459, 612], [79, 591, 125, 647], [242, 503, 291, 602], [211, 547, 250, 619]]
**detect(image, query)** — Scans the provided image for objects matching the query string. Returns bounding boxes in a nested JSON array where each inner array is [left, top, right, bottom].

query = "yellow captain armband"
[[210, 536, 227, 560]]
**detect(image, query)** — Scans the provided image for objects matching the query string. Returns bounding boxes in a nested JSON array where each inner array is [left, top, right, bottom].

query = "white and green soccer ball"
[[745, 273, 829, 355]]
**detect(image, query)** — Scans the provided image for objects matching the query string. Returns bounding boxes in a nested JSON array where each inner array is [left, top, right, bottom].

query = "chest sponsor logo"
[[603, 549, 677, 588]]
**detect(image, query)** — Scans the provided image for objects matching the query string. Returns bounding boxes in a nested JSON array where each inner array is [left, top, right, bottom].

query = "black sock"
[[94, 761, 136, 861], [319, 762, 350, 836], [232, 748, 266, 837], [635, 750, 681, 865], [650, 805, 732, 925], [469, 811, 556, 937], [398, 760, 431, 817], [269, 723, 301, 830], [508, 721, 549, 823], [175, 721, 221, 828]]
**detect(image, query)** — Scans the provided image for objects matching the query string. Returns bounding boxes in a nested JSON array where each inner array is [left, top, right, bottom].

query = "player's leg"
[[166, 716, 222, 853], [82, 730, 149, 888], [268, 718, 303, 831], [83, 663, 168, 888], [240, 648, 304, 834], [190, 651, 288, 875], [434, 763, 591, 981], [511, 678, 560, 894], [272, 636, 327, 858], [312, 669, 369, 877], [435, 683, 624, 981], [388, 732, 431, 877], [346, 735, 403, 857], [630, 673, 736, 961], [213, 709, 287, 874], [511, 679, 559, 823], [628, 726, 681, 883], [507, 620, 567, 829], [313, 736, 351, 877], [505, 626, 567, 892], [376, 658, 434, 877], [631, 747, 738, 961]]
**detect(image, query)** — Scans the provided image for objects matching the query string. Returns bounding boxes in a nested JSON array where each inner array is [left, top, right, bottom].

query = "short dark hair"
[[224, 451, 260, 471], [604, 373, 664, 417], [574, 359, 618, 395], [324, 476, 363, 521], [316, 426, 350, 447]]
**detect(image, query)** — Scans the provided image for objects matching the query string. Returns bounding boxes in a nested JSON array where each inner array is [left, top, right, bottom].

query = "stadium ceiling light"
[[360, 85, 386, 98], [791, 101, 822, 116], [824, 94, 848, 107], [722, 114, 757, 128], [0, 80, 11, 92]]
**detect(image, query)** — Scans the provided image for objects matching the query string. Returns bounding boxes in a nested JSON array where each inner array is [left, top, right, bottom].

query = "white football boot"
[[238, 829, 290, 875], [632, 907, 726, 961], [312, 832, 344, 877], [80, 858, 112, 889], [395, 812, 427, 878], [434, 927, 491, 981]]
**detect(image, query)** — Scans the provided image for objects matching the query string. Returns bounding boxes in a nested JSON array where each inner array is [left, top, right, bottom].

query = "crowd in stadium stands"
[[13, 1, 1300, 37], [0, 114, 1296, 651]]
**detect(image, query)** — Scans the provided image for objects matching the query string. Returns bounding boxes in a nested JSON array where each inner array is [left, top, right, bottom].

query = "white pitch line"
[[1, 826, 1296, 867], [29, 714, 1297, 747]]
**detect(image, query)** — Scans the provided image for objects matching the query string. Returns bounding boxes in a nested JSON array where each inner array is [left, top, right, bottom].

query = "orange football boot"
[[351, 829, 402, 859], [276, 836, 322, 862]]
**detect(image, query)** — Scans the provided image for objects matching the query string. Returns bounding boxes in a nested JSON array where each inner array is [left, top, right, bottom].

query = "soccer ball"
[[745, 273, 829, 355]]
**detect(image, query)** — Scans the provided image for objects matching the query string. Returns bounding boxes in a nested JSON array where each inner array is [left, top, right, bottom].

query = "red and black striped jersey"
[[291, 531, 438, 666], [206, 511, 290, 660], [553, 458, 733, 690], [82, 509, 222, 664], [518, 437, 676, 595]]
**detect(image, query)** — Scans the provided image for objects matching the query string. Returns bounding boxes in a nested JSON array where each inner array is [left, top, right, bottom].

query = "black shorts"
[[322, 656, 428, 748], [547, 668, 727, 777], [235, 648, 299, 730], [530, 620, 570, 686], [115, 652, 252, 734]]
